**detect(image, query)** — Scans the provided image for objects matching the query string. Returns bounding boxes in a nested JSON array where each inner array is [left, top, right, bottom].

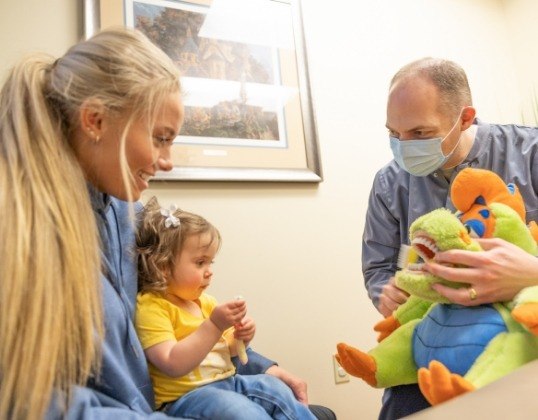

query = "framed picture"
[[83, 0, 321, 182]]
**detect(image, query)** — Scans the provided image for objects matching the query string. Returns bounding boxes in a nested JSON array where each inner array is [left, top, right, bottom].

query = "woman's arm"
[[52, 386, 172, 419]]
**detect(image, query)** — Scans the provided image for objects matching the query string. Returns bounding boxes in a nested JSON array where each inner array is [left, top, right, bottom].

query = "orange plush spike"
[[373, 315, 401, 342], [451, 168, 525, 222], [512, 302, 538, 335], [418, 361, 475, 405], [336, 343, 377, 386], [417, 367, 434, 404]]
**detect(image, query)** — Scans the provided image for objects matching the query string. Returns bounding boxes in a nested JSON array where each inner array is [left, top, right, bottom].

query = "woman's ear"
[[79, 98, 106, 143]]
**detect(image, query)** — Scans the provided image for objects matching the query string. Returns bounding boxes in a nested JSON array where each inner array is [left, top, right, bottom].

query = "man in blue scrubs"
[[363, 57, 538, 419]]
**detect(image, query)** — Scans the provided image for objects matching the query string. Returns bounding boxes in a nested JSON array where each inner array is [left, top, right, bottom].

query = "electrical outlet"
[[332, 354, 350, 384]]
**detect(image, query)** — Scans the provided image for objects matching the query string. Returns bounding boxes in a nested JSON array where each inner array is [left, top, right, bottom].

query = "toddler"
[[135, 197, 315, 420]]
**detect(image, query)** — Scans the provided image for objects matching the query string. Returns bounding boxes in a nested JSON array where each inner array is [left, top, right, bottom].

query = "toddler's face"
[[167, 233, 218, 301]]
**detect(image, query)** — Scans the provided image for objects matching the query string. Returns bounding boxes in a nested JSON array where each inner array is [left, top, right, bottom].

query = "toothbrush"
[[397, 244, 419, 269], [234, 295, 249, 365]]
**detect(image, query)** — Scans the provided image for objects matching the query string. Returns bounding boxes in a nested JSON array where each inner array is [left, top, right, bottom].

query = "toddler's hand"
[[234, 316, 256, 343], [210, 300, 246, 332]]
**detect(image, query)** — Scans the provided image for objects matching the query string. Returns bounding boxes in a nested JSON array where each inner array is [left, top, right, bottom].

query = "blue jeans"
[[164, 374, 316, 420]]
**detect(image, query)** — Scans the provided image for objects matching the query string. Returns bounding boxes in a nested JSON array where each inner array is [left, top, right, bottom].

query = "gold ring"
[[468, 287, 478, 301]]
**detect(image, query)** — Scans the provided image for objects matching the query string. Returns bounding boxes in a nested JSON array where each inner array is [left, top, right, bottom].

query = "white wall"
[[502, 0, 538, 124], [0, 0, 532, 419], [0, 0, 81, 83]]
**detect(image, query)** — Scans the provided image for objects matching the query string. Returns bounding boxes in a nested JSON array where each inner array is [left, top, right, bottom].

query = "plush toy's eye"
[[465, 225, 480, 238], [467, 227, 480, 238], [464, 220, 484, 238], [474, 195, 486, 205], [478, 209, 490, 219]]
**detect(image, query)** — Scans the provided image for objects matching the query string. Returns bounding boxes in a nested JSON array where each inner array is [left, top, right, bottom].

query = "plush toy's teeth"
[[412, 236, 438, 250], [411, 236, 439, 261], [407, 262, 424, 272]]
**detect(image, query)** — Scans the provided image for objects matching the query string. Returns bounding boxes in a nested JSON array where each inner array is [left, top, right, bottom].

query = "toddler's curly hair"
[[136, 196, 221, 295]]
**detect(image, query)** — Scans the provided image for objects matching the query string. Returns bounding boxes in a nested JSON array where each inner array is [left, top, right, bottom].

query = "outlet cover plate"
[[333, 354, 350, 384]]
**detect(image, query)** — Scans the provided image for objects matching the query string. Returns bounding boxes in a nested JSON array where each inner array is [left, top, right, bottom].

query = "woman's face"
[[79, 90, 184, 201]]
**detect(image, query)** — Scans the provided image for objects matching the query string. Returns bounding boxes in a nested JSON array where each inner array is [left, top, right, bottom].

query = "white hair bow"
[[160, 205, 180, 228]]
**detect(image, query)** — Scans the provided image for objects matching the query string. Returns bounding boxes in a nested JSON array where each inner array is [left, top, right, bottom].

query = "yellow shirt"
[[135, 292, 235, 407]]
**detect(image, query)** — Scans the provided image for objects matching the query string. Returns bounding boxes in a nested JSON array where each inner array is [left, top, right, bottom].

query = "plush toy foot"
[[374, 315, 401, 342], [336, 343, 377, 386], [512, 302, 538, 335], [418, 360, 475, 405]]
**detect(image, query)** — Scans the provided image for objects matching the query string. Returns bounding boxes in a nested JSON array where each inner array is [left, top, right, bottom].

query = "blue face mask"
[[389, 116, 462, 177]]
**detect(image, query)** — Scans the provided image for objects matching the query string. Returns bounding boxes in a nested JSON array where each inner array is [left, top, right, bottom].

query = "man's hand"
[[378, 276, 409, 317], [425, 238, 538, 305]]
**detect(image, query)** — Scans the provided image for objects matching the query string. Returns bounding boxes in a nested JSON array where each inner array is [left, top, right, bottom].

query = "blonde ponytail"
[[0, 26, 181, 419], [0, 52, 103, 419], [0, 54, 103, 418]]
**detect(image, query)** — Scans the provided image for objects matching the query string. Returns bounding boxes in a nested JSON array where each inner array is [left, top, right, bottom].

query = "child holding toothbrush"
[[135, 197, 315, 420]]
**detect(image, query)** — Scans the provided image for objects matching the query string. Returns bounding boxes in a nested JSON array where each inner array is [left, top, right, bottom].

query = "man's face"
[[386, 76, 461, 158]]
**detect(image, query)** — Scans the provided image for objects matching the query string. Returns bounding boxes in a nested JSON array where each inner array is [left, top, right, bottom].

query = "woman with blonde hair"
[[0, 26, 183, 419], [0, 27, 334, 420]]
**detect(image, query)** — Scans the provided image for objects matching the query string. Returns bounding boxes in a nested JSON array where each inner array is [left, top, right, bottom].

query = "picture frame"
[[83, 0, 322, 182]]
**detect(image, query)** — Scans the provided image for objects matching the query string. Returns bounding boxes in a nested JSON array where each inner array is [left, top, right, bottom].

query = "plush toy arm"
[[394, 295, 434, 323], [511, 285, 538, 335], [373, 295, 432, 341]]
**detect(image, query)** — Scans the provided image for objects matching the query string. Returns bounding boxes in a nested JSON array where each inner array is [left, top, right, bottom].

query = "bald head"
[[390, 58, 472, 116]]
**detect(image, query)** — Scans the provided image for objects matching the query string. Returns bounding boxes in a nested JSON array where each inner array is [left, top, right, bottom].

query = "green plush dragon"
[[337, 168, 538, 405]]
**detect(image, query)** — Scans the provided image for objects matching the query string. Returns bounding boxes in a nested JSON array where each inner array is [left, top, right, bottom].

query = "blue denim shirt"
[[363, 120, 538, 309], [48, 189, 275, 419]]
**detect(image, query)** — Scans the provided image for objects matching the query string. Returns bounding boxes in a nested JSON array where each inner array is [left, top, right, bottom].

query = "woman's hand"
[[424, 238, 538, 305], [378, 276, 409, 317], [265, 365, 309, 405]]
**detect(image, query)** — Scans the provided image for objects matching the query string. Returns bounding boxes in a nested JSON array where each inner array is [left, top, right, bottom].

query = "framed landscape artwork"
[[84, 0, 322, 182]]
